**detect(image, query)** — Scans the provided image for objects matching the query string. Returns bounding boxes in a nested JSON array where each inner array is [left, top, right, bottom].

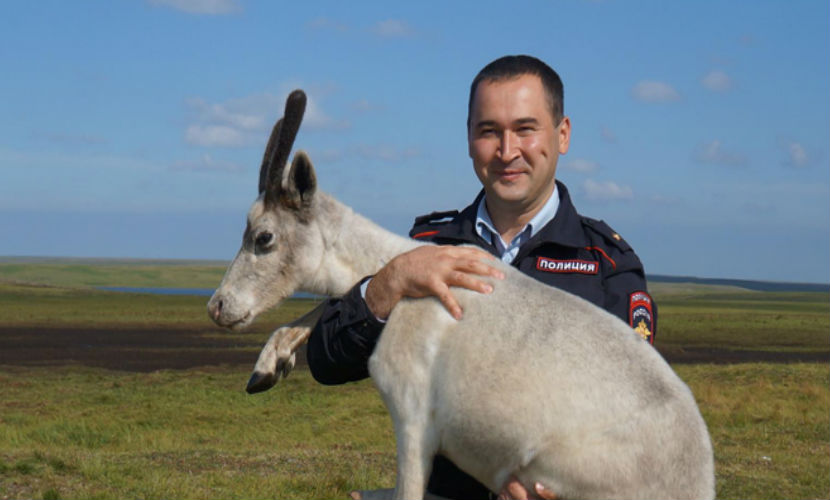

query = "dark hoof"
[[246, 371, 277, 394]]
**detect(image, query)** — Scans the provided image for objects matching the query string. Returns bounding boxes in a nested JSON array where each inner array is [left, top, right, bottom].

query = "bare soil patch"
[[0, 326, 825, 372], [0, 325, 295, 372], [658, 345, 828, 364]]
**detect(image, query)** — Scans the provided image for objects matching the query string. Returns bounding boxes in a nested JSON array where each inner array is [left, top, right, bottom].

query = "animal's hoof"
[[246, 371, 277, 394], [348, 491, 362, 500]]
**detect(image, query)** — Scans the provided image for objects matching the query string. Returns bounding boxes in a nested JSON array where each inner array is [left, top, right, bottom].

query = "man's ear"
[[282, 151, 317, 210], [558, 116, 571, 155]]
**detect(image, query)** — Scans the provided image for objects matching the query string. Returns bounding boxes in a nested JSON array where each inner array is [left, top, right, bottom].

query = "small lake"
[[98, 287, 323, 299]]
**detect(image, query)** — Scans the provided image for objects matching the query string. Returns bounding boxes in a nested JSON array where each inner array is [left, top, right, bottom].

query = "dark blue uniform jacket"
[[306, 181, 657, 499]]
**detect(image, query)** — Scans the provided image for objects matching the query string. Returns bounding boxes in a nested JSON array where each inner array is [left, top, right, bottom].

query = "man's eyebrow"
[[473, 119, 498, 129], [473, 117, 541, 129], [514, 117, 540, 126]]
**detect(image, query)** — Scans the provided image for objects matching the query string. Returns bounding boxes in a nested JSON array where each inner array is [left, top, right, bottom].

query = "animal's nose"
[[207, 297, 224, 322]]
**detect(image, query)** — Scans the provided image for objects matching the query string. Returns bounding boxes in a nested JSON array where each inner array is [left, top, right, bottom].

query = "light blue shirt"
[[475, 184, 560, 264]]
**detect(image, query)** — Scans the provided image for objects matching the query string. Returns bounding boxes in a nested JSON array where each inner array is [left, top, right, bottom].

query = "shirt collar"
[[475, 184, 560, 245]]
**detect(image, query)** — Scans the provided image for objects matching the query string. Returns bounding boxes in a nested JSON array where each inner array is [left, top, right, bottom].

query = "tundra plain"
[[0, 260, 828, 500]]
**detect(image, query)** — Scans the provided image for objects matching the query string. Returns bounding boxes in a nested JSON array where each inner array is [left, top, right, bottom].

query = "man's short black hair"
[[467, 55, 564, 129]]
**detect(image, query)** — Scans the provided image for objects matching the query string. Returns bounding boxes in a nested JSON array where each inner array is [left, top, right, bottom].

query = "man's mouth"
[[496, 169, 526, 182]]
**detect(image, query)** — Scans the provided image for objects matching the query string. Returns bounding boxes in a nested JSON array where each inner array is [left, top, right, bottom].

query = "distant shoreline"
[[97, 286, 323, 299], [648, 274, 830, 293], [1, 255, 828, 293]]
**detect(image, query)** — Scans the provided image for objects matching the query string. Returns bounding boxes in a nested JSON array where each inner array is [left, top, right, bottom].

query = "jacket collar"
[[431, 180, 589, 250]]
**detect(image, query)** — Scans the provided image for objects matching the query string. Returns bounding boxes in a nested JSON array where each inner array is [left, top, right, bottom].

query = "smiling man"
[[307, 55, 657, 500]]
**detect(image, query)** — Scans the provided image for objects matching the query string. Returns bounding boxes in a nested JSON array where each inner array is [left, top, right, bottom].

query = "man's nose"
[[497, 131, 520, 162]]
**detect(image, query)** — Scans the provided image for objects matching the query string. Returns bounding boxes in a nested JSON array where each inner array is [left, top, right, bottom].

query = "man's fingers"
[[498, 476, 557, 500], [458, 257, 505, 280], [366, 244, 506, 320], [448, 269, 494, 294], [435, 284, 463, 320], [505, 478, 530, 500], [534, 482, 558, 500]]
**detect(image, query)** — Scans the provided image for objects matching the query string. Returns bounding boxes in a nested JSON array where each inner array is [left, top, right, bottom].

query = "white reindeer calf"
[[208, 90, 715, 500]]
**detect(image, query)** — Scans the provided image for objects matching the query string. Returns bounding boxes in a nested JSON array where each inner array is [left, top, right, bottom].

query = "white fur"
[[210, 153, 714, 500]]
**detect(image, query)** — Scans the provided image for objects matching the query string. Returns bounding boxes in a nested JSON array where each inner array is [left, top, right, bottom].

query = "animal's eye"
[[255, 232, 274, 248]]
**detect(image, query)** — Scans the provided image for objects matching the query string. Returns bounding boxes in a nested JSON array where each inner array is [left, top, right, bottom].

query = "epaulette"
[[410, 209, 459, 239], [413, 210, 459, 226], [581, 217, 632, 252]]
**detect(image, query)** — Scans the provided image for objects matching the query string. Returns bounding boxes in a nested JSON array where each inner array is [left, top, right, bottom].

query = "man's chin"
[[486, 183, 530, 204]]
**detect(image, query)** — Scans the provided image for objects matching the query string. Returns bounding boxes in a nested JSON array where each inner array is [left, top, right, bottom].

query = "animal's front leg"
[[374, 363, 438, 499], [392, 420, 437, 500], [246, 303, 325, 393]]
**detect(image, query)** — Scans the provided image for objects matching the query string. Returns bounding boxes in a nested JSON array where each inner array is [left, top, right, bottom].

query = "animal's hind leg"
[[513, 438, 620, 500]]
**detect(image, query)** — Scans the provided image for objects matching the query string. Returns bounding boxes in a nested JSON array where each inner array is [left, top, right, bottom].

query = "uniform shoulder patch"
[[629, 291, 654, 344], [581, 217, 632, 252], [413, 209, 459, 226], [410, 209, 459, 239]]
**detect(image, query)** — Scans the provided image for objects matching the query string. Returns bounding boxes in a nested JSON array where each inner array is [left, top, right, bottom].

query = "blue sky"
[[1, 0, 828, 283]]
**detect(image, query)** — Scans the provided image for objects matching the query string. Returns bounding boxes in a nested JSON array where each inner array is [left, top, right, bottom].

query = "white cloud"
[[186, 97, 266, 131], [171, 154, 244, 173], [582, 179, 634, 201], [147, 0, 240, 15], [372, 19, 415, 38], [701, 70, 733, 92], [562, 158, 599, 173], [631, 80, 681, 103], [185, 125, 246, 147], [783, 141, 810, 168], [693, 140, 748, 167], [184, 90, 346, 148]]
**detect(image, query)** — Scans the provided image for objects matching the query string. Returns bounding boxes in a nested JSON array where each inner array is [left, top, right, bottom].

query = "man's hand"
[[498, 476, 557, 500], [365, 245, 505, 321]]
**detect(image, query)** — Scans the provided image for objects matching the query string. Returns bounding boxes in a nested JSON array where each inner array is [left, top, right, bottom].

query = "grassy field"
[[0, 259, 227, 289], [655, 288, 829, 353], [0, 262, 828, 499]]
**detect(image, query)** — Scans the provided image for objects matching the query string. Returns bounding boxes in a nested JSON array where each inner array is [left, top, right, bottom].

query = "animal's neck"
[[306, 192, 422, 296]]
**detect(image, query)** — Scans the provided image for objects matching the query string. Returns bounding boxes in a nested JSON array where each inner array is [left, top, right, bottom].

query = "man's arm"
[[306, 246, 504, 385], [365, 246, 504, 321], [602, 255, 657, 344], [306, 278, 385, 384]]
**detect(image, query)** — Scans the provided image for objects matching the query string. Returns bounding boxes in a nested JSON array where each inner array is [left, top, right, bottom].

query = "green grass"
[[677, 363, 829, 499], [0, 367, 396, 500], [0, 260, 227, 289], [655, 290, 829, 353], [1, 364, 826, 500], [0, 281, 317, 329], [0, 261, 828, 499]]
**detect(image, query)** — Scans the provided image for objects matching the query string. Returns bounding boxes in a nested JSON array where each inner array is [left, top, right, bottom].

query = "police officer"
[[307, 55, 657, 500]]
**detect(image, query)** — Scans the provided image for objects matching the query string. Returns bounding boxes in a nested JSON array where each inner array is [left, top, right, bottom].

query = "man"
[[307, 55, 657, 500]]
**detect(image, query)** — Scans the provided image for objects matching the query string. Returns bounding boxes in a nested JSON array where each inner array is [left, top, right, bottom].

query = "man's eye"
[[255, 232, 274, 248]]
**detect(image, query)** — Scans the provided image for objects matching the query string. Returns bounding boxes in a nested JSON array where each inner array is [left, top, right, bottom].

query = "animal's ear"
[[281, 150, 317, 210], [264, 90, 307, 207], [259, 118, 282, 195]]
